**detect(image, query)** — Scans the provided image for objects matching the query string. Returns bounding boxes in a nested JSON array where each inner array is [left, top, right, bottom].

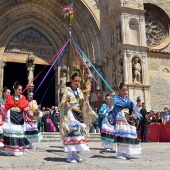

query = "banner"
[[147, 123, 159, 142], [159, 123, 170, 142]]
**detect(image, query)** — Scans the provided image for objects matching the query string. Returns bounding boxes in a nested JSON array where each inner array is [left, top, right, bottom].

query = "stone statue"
[[132, 57, 142, 84], [86, 71, 92, 91], [27, 63, 35, 84], [59, 72, 67, 99], [96, 67, 103, 90]]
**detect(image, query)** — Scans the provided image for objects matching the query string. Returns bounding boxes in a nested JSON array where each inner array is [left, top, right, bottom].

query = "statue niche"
[[132, 56, 142, 85]]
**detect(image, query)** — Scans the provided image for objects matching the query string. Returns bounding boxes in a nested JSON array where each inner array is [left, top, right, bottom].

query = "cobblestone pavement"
[[0, 141, 170, 170]]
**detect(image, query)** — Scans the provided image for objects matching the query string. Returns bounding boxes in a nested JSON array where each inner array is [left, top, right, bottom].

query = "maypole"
[[29, 1, 114, 105], [63, 3, 75, 78]]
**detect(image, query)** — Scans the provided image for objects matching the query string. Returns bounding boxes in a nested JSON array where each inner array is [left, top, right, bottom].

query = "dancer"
[[99, 94, 115, 151], [0, 87, 11, 149], [25, 91, 42, 149], [1, 81, 29, 156], [60, 72, 95, 163], [113, 82, 141, 160]]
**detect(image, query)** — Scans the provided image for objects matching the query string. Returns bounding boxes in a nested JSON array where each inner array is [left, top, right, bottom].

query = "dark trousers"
[[141, 121, 148, 141], [54, 124, 59, 132]]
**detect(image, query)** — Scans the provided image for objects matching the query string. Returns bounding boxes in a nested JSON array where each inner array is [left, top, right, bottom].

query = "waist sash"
[[122, 108, 135, 126], [10, 110, 24, 125]]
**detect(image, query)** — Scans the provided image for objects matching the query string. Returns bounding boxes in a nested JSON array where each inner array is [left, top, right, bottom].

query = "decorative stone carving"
[[112, 60, 117, 90], [5, 28, 55, 58], [26, 54, 35, 85], [96, 67, 103, 90], [116, 24, 122, 47], [85, 71, 92, 91], [116, 58, 123, 86], [122, 0, 142, 9], [145, 10, 167, 47], [2, 62, 6, 68], [28, 64, 35, 84], [162, 68, 169, 73], [89, 0, 99, 9], [111, 29, 115, 49], [132, 56, 142, 85], [59, 72, 67, 100]]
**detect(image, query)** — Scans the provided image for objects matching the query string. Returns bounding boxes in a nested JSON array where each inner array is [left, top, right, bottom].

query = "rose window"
[[144, 4, 169, 48]]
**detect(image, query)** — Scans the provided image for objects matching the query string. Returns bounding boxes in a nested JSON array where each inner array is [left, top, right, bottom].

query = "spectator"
[[162, 107, 170, 124], [41, 108, 53, 132], [41, 107, 46, 115], [156, 112, 162, 123], [150, 113, 157, 124], [51, 106, 55, 115], [140, 103, 150, 142], [51, 106, 59, 117], [52, 111, 60, 132]]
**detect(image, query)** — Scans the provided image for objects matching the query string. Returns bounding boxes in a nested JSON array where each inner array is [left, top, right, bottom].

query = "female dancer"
[[60, 72, 96, 163], [0, 87, 11, 148], [99, 94, 115, 151], [113, 83, 141, 159], [25, 91, 42, 149], [1, 81, 29, 156]]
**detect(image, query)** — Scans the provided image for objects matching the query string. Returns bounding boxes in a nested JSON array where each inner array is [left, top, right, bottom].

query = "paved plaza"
[[0, 141, 170, 170]]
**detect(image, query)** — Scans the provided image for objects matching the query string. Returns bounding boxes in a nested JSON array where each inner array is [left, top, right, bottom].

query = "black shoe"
[[142, 139, 151, 143]]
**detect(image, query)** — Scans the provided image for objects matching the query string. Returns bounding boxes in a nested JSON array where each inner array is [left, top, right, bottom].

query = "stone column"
[[26, 54, 35, 93], [143, 86, 151, 111], [0, 62, 6, 97]]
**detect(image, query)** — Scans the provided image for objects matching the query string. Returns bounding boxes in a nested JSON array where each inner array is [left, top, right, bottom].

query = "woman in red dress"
[[1, 81, 29, 156]]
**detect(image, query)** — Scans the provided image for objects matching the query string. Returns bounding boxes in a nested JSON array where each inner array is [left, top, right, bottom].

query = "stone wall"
[[148, 52, 170, 111]]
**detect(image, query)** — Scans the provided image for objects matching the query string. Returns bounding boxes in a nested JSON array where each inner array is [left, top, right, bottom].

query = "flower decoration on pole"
[[63, 4, 75, 22]]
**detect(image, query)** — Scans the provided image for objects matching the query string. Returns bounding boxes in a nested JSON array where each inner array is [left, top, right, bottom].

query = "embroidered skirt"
[[101, 114, 115, 149], [25, 116, 42, 144], [115, 108, 141, 155], [63, 109, 89, 152], [3, 109, 29, 156]]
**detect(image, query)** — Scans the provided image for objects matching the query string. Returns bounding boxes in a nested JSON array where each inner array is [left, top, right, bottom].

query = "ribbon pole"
[[72, 37, 114, 92], [34, 40, 69, 95]]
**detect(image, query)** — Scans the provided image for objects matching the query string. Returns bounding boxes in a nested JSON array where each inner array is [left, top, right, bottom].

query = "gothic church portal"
[[0, 0, 170, 110]]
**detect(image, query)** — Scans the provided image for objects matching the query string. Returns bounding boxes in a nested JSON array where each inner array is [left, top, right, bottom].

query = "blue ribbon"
[[71, 37, 114, 92], [34, 40, 69, 95], [40, 42, 69, 104]]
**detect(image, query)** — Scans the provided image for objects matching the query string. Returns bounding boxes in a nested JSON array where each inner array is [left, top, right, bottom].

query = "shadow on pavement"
[[44, 157, 66, 162], [99, 150, 116, 154], [90, 155, 116, 159], [46, 149, 63, 153], [0, 152, 7, 156], [50, 146, 63, 149]]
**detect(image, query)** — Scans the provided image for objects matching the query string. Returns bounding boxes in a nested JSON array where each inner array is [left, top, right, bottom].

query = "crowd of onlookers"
[[37, 104, 170, 134], [37, 106, 61, 132], [147, 107, 170, 124]]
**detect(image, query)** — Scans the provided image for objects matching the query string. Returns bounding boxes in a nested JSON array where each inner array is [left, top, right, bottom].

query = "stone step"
[[41, 138, 101, 143], [41, 132, 101, 143]]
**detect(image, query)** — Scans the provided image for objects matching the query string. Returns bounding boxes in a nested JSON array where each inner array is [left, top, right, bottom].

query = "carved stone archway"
[[0, 0, 104, 106]]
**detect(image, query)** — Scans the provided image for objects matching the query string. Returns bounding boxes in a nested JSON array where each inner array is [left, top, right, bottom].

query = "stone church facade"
[[0, 0, 170, 111]]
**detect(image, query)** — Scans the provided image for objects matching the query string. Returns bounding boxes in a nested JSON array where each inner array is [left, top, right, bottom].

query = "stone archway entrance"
[[3, 27, 56, 107], [3, 62, 55, 107], [0, 0, 105, 107], [4, 62, 27, 95]]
